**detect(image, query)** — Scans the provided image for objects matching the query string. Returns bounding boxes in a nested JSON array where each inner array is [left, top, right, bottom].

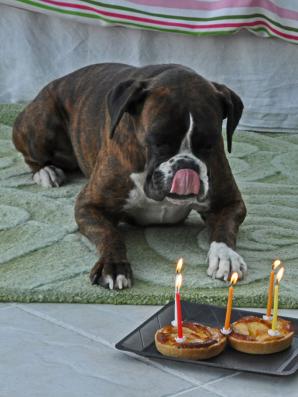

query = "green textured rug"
[[0, 104, 297, 307]]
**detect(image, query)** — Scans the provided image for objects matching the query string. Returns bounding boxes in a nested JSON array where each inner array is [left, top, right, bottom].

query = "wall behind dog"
[[1, 3, 298, 133]]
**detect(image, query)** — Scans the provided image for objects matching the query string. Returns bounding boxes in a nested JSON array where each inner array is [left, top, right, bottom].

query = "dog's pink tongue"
[[170, 169, 200, 195]]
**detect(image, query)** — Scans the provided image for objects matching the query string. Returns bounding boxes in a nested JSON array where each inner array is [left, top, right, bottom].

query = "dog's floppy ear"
[[212, 82, 244, 153], [107, 79, 149, 138]]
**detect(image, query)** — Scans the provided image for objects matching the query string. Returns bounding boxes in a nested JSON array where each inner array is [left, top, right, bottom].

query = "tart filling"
[[156, 322, 222, 348], [155, 322, 227, 360], [231, 316, 293, 341]]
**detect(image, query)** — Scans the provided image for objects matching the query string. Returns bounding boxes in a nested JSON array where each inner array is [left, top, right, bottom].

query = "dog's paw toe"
[[90, 260, 133, 290], [207, 242, 247, 281], [99, 274, 115, 290], [115, 274, 131, 290], [33, 166, 65, 188]]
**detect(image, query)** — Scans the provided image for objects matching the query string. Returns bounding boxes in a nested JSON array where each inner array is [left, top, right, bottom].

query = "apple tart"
[[155, 322, 226, 360], [228, 316, 294, 354]]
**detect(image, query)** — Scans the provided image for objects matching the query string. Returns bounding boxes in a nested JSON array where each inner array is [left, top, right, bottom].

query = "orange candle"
[[222, 273, 238, 334], [265, 259, 282, 319], [266, 270, 275, 317]]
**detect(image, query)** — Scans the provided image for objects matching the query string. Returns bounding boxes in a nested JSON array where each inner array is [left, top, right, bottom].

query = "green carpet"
[[0, 104, 298, 307]]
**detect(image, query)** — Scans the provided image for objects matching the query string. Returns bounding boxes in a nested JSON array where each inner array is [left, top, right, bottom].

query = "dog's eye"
[[152, 138, 171, 149], [192, 144, 213, 157], [146, 135, 167, 148], [197, 144, 213, 152], [155, 142, 166, 148]]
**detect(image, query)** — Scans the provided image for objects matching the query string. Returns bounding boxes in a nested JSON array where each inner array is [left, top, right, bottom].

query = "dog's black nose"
[[174, 157, 200, 173]]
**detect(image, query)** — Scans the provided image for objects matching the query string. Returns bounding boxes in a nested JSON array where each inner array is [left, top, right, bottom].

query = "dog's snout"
[[173, 157, 200, 173], [152, 169, 164, 182]]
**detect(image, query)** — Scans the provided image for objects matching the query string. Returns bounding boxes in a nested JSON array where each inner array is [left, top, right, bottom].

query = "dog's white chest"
[[124, 193, 191, 225], [123, 172, 204, 226]]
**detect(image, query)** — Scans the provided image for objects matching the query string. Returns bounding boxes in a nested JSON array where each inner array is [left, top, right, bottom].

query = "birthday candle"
[[175, 273, 185, 343], [271, 284, 279, 331], [222, 272, 238, 334], [172, 258, 183, 327], [271, 266, 285, 333], [176, 288, 183, 338], [265, 259, 281, 319]]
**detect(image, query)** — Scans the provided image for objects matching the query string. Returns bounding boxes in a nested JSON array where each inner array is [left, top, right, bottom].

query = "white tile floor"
[[0, 304, 297, 397]]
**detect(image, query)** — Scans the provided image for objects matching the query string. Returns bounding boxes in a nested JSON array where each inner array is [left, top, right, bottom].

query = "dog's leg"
[[203, 201, 247, 280], [75, 188, 132, 290], [12, 87, 76, 187]]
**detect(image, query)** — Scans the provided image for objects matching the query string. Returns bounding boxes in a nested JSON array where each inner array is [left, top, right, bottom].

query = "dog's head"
[[107, 66, 243, 202]]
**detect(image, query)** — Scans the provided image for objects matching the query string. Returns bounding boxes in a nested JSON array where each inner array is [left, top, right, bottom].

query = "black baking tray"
[[115, 301, 298, 376]]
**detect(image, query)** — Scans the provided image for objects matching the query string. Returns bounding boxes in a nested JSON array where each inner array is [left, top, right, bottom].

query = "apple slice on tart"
[[228, 316, 294, 354]]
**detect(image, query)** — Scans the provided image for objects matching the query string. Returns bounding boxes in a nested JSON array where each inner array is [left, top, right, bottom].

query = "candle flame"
[[230, 272, 239, 285], [272, 259, 282, 270], [276, 266, 285, 284], [175, 273, 183, 291], [176, 258, 183, 274]]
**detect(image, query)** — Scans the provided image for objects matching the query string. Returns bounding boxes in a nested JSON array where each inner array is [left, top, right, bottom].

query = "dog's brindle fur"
[[13, 63, 246, 288]]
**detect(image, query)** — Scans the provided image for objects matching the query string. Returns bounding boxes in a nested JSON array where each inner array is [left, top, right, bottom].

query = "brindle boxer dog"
[[13, 63, 247, 290]]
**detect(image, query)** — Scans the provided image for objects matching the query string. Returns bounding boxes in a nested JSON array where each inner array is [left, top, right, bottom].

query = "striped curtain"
[[2, 0, 298, 44]]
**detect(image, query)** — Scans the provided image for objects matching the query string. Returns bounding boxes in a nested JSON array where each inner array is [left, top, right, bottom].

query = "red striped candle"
[[175, 273, 184, 340], [176, 291, 183, 339]]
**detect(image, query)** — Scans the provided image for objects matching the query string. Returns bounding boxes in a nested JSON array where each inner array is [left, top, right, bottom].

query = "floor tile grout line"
[[13, 304, 202, 386], [200, 371, 240, 387], [202, 385, 228, 397], [159, 370, 241, 397], [14, 304, 114, 349], [161, 372, 240, 397], [161, 381, 230, 397], [161, 385, 201, 397], [200, 385, 228, 397], [123, 352, 202, 387]]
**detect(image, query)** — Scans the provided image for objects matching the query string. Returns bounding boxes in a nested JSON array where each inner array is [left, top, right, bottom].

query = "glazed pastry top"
[[231, 316, 293, 341], [156, 322, 225, 349]]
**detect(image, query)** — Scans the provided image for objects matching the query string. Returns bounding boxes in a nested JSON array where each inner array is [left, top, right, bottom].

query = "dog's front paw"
[[90, 258, 133, 290], [33, 165, 65, 188], [207, 242, 247, 281]]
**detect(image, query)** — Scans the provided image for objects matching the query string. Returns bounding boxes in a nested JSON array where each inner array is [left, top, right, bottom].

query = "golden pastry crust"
[[228, 316, 294, 354], [155, 322, 227, 360]]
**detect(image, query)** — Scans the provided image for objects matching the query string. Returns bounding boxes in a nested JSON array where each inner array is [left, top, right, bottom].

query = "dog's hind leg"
[[12, 86, 77, 187]]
